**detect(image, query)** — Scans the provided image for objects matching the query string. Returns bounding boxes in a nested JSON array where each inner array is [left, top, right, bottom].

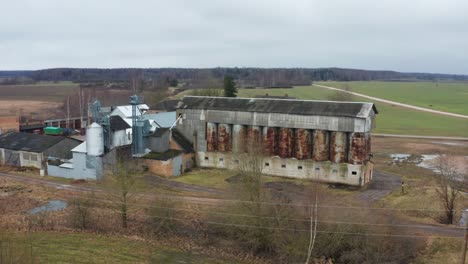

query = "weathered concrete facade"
[[176, 96, 377, 186]]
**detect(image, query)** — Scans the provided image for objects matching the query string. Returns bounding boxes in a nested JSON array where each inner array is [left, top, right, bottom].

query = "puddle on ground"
[[28, 200, 68, 215], [389, 153, 468, 175], [389, 154, 411, 162]]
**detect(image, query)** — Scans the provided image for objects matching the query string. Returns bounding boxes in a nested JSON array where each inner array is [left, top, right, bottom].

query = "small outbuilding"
[[0, 132, 81, 170]]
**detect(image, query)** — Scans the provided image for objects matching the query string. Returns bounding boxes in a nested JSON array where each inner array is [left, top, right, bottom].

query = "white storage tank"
[[86, 122, 104, 156]]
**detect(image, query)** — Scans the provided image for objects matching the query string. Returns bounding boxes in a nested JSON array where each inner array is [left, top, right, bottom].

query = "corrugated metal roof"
[[110, 104, 149, 118], [0, 132, 67, 152], [142, 112, 176, 128], [172, 128, 194, 153], [177, 96, 377, 118]]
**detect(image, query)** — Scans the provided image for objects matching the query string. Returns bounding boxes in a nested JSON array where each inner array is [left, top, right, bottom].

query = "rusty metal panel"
[[312, 130, 329, 161], [330, 131, 347, 163], [232, 124, 246, 153], [263, 127, 277, 156], [206, 122, 217, 152], [294, 128, 311, 160], [247, 125, 261, 144], [278, 127, 293, 158], [348, 132, 370, 164], [217, 123, 231, 152]]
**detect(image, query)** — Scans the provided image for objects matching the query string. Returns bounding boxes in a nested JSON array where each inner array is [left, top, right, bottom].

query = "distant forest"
[[1, 68, 467, 88]]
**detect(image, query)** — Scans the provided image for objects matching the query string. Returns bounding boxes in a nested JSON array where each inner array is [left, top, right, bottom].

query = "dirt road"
[[313, 84, 468, 120]]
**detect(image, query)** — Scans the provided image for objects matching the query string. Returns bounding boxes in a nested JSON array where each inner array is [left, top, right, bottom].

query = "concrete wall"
[[147, 132, 169, 153], [111, 129, 131, 149], [47, 151, 102, 180], [0, 148, 43, 169], [197, 151, 369, 186]]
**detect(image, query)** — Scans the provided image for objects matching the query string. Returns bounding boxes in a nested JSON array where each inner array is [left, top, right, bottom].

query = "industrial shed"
[[0, 132, 81, 170], [175, 96, 378, 186]]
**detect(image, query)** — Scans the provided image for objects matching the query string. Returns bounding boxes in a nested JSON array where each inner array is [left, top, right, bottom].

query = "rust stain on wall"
[[312, 130, 329, 161], [278, 127, 293, 158], [232, 124, 246, 153], [206, 122, 217, 151], [263, 127, 277, 156], [348, 132, 370, 164], [217, 124, 231, 152], [330, 131, 347, 163], [247, 126, 261, 150], [294, 128, 311, 160]]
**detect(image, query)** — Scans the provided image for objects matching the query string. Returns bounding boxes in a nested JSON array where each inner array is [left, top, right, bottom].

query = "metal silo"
[[312, 130, 329, 161], [278, 127, 293, 158], [330, 131, 347, 163], [206, 122, 218, 152], [348, 132, 369, 164], [232, 124, 246, 153], [247, 126, 261, 153], [217, 123, 232, 152], [263, 127, 277, 156], [86, 122, 104, 156], [294, 128, 311, 160]]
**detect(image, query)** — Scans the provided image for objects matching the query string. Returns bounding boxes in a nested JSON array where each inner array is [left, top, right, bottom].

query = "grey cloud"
[[0, 0, 467, 74]]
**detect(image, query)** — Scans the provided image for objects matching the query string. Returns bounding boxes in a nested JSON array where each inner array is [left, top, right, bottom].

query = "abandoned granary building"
[[175, 96, 378, 186]]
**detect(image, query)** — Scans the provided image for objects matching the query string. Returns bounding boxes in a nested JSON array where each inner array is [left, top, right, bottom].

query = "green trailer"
[[44, 126, 64, 136]]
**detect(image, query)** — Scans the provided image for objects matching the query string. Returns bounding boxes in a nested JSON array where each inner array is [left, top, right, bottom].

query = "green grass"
[[319, 81, 468, 115], [0, 82, 78, 102], [238, 85, 468, 137], [3, 232, 238, 264], [173, 168, 236, 189], [173, 168, 310, 190]]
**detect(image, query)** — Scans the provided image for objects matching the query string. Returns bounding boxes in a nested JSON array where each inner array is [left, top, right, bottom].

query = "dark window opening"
[[265, 162, 270, 167], [298, 166, 303, 170], [204, 156, 209, 160], [281, 164, 286, 168], [219, 158, 224, 162], [315, 167, 320, 171], [352, 171, 357, 175]]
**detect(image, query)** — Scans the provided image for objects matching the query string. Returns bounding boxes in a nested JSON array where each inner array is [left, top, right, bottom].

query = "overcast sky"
[[1, 0, 467, 74]]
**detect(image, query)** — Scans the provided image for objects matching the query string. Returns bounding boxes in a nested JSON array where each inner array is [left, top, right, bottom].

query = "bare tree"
[[435, 154, 463, 224], [105, 161, 140, 229], [69, 192, 95, 230]]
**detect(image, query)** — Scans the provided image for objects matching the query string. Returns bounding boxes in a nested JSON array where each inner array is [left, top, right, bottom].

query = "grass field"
[[319, 81, 468, 115], [3, 232, 238, 264], [238, 85, 468, 137], [0, 81, 78, 102]]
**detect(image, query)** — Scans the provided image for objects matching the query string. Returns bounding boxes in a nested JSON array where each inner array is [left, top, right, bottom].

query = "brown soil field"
[[373, 136, 468, 155], [0, 100, 63, 119]]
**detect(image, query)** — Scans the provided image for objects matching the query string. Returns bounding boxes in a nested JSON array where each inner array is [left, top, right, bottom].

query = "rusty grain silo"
[[278, 127, 293, 158], [263, 127, 277, 156], [246, 126, 261, 152], [206, 122, 217, 151], [232, 124, 246, 153], [330, 131, 348, 163], [312, 130, 329, 161], [217, 123, 231, 152], [294, 128, 311, 160], [348, 132, 370, 164]]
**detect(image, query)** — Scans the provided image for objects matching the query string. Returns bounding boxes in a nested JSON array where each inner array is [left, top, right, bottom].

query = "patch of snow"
[[390, 154, 411, 162]]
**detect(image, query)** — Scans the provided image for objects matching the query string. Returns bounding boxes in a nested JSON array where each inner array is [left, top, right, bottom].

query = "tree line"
[[2, 67, 467, 88]]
